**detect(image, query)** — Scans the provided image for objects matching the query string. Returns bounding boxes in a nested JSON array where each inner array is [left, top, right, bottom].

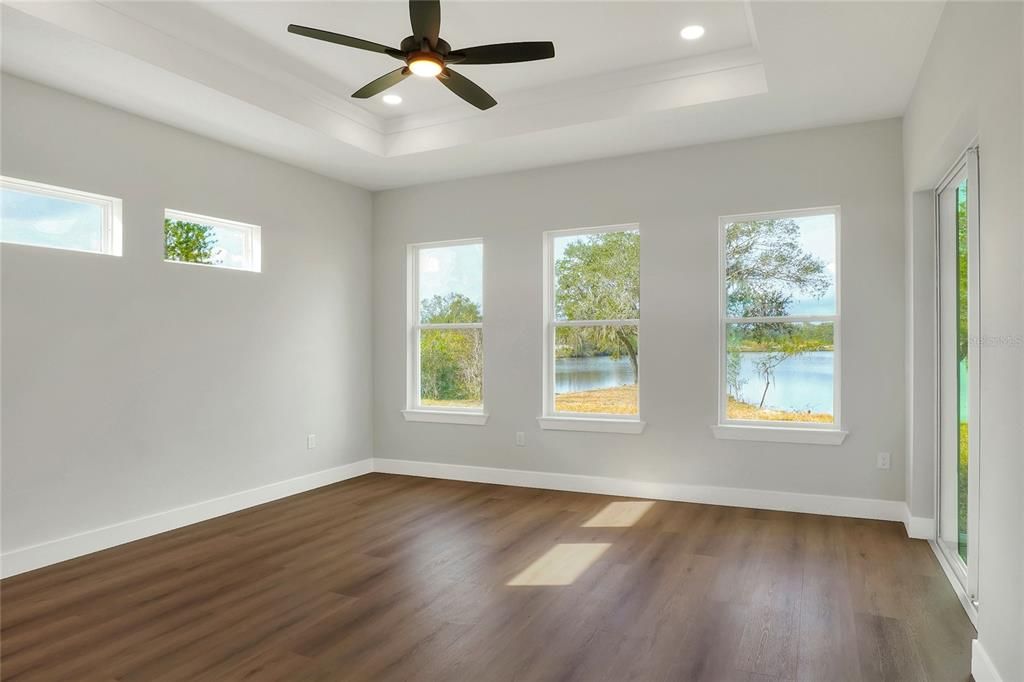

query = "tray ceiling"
[[1, 1, 942, 189]]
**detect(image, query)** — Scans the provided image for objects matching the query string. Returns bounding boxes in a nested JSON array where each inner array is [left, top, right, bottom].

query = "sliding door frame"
[[933, 144, 981, 607]]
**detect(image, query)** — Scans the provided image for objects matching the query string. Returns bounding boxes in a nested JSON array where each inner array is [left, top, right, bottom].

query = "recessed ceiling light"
[[680, 25, 705, 40], [382, 94, 403, 105]]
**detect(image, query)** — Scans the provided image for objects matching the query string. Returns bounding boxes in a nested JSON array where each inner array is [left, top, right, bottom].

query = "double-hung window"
[[404, 239, 486, 425], [540, 225, 643, 433], [0, 176, 122, 256], [715, 207, 845, 444]]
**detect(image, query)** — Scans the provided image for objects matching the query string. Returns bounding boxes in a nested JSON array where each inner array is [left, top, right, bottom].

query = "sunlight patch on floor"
[[582, 500, 655, 528], [507, 543, 611, 586]]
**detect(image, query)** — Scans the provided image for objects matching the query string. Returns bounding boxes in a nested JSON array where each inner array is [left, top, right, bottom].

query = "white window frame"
[[0, 175, 122, 256], [539, 223, 645, 434], [403, 238, 487, 425], [712, 206, 847, 445], [164, 209, 261, 273], [933, 145, 981, 614]]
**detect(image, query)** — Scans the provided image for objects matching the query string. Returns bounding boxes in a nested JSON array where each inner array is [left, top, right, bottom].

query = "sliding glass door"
[[936, 148, 980, 603]]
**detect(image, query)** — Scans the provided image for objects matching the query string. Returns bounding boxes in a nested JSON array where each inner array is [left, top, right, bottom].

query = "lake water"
[[555, 356, 635, 393], [732, 351, 834, 413], [555, 351, 834, 414]]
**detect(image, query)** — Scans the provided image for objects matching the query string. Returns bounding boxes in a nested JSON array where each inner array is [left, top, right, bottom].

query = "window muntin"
[[164, 209, 261, 272], [0, 176, 122, 256], [720, 208, 840, 428], [545, 225, 640, 418], [408, 240, 484, 412]]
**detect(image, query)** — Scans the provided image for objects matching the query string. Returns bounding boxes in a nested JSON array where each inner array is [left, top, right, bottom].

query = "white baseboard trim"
[[972, 639, 1004, 682], [1, 457, 922, 580], [0, 458, 373, 579], [373, 458, 907, 523], [903, 511, 936, 539]]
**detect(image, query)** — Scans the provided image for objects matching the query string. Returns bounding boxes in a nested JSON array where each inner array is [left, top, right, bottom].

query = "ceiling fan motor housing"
[[400, 36, 450, 56]]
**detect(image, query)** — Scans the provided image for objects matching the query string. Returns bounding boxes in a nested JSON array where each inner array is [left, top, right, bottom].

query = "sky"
[[0, 187, 103, 251], [553, 233, 582, 262], [419, 242, 483, 310], [206, 225, 245, 267], [777, 213, 837, 316]]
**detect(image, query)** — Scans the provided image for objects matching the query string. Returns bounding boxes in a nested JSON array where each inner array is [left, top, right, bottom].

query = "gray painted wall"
[[373, 119, 907, 503], [903, 2, 1023, 678], [1, 75, 374, 553]]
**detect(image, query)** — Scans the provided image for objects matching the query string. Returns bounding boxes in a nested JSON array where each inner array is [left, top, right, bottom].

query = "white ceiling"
[[1, 1, 943, 190], [193, 1, 756, 118]]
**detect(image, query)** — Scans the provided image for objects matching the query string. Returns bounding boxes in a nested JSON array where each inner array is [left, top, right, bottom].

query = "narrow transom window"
[[720, 207, 840, 429], [0, 176, 122, 256], [543, 225, 640, 421], [406, 239, 484, 416], [164, 209, 261, 272]]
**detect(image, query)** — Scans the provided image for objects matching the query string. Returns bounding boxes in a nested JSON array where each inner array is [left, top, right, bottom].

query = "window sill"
[[164, 258, 260, 274], [402, 410, 488, 426], [711, 424, 847, 445], [538, 416, 646, 434]]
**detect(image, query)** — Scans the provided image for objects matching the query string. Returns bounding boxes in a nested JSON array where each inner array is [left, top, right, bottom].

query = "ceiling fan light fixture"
[[680, 25, 705, 40], [408, 53, 444, 77], [287, 1, 555, 110]]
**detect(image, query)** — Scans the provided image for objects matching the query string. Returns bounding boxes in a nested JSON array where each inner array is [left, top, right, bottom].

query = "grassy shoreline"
[[555, 385, 638, 414], [552, 385, 832, 423], [725, 397, 832, 423], [421, 398, 482, 408], [424, 385, 833, 424]]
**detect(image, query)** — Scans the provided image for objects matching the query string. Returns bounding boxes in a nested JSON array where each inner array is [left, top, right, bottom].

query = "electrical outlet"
[[307, 434, 317, 450], [515, 432, 526, 447], [877, 452, 890, 470]]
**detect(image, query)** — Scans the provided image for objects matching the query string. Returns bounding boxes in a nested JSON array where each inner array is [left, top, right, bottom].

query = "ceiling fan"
[[287, 0, 555, 110]]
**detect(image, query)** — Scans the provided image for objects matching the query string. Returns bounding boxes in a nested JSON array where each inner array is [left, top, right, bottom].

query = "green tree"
[[725, 218, 830, 316], [165, 219, 217, 264], [956, 181, 969, 363], [955, 180, 969, 552], [421, 293, 482, 324], [419, 293, 483, 403], [555, 231, 640, 382], [725, 219, 830, 406], [726, 349, 746, 400]]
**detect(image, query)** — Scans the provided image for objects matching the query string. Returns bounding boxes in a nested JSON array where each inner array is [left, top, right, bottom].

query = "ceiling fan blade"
[[409, 0, 441, 48], [438, 68, 497, 110], [352, 68, 410, 99], [447, 42, 555, 65], [287, 25, 403, 58]]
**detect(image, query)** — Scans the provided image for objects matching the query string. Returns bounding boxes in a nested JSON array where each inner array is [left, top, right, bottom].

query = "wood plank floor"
[[1, 473, 975, 681]]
